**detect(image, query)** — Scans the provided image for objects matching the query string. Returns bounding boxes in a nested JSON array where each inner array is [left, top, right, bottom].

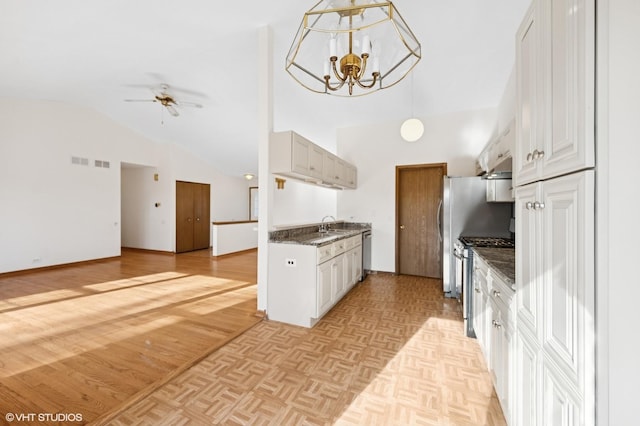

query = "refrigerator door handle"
[[436, 199, 443, 242]]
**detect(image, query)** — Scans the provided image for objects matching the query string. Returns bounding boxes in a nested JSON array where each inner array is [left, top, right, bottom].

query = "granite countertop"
[[269, 221, 371, 247], [473, 247, 515, 290]]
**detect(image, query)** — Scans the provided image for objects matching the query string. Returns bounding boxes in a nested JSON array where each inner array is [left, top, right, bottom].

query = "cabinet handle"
[[310, 166, 315, 171], [526, 152, 533, 162], [495, 321, 502, 329], [196, 217, 201, 222], [493, 290, 501, 298], [526, 201, 533, 210], [533, 201, 545, 210], [532, 149, 545, 160], [400, 225, 405, 230], [498, 153, 504, 158], [475, 287, 481, 293]]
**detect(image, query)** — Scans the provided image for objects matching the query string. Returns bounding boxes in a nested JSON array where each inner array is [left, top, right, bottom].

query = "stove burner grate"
[[458, 236, 515, 248]]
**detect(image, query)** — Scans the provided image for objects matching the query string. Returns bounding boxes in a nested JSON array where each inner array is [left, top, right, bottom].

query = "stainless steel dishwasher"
[[362, 230, 372, 280]]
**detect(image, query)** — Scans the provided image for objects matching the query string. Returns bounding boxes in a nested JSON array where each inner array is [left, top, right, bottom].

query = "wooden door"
[[193, 183, 210, 250], [396, 163, 446, 278], [176, 181, 195, 253], [176, 181, 211, 253]]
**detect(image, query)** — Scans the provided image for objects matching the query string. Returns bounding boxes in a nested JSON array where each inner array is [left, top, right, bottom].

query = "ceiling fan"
[[124, 84, 203, 117]]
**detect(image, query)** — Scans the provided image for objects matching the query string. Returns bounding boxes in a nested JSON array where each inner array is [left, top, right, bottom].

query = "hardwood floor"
[[0, 249, 261, 425], [1, 250, 506, 425]]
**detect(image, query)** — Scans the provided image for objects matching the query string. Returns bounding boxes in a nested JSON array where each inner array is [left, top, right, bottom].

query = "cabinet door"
[[345, 164, 357, 188], [334, 251, 352, 302], [323, 153, 336, 184], [515, 331, 540, 426], [516, 182, 543, 340], [489, 301, 502, 387], [352, 244, 362, 283], [539, 0, 595, 180], [343, 250, 353, 292], [472, 274, 485, 346], [332, 254, 345, 301], [317, 261, 333, 317], [542, 363, 582, 426], [333, 158, 346, 186], [541, 171, 594, 386], [291, 134, 311, 175], [493, 310, 512, 421], [308, 145, 324, 179], [515, 3, 540, 186]]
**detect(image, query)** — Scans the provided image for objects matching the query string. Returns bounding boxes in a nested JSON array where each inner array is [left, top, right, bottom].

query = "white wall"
[[337, 107, 497, 272], [597, 0, 640, 424], [0, 98, 252, 273], [271, 178, 337, 228]]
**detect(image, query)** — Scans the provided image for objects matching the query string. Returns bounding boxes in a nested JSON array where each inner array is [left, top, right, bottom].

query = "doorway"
[[395, 163, 447, 278], [176, 181, 211, 253]]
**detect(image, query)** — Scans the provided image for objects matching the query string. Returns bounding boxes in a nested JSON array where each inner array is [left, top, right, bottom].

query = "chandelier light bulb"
[[400, 118, 424, 142]]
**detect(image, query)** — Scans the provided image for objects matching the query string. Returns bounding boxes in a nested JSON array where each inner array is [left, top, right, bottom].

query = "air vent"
[[94, 159, 111, 169], [71, 156, 89, 166]]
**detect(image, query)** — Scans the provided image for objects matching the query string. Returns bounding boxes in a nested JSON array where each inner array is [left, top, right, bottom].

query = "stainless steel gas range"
[[454, 236, 515, 338]]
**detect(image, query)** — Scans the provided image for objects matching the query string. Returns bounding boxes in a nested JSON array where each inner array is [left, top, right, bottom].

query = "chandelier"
[[286, 0, 421, 97]]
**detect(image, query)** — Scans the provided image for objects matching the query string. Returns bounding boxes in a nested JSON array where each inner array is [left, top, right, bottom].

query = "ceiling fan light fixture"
[[286, 0, 421, 97], [124, 84, 203, 119]]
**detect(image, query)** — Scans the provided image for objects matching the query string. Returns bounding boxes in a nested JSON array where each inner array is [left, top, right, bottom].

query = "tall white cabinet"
[[514, 0, 595, 425]]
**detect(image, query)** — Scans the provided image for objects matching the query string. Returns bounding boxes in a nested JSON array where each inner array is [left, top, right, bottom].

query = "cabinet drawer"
[[333, 240, 347, 256], [317, 245, 334, 264]]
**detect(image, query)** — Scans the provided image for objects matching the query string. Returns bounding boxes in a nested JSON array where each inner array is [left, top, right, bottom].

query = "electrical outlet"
[[285, 258, 296, 267]]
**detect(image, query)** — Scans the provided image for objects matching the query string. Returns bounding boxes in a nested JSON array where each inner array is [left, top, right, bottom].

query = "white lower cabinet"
[[473, 253, 515, 424], [268, 235, 362, 328]]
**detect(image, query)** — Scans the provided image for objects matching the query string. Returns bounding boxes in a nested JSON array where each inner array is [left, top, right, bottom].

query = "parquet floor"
[[0, 249, 262, 425], [110, 272, 506, 426]]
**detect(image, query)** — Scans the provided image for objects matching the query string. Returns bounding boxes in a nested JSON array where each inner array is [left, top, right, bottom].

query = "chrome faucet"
[[319, 215, 336, 233]]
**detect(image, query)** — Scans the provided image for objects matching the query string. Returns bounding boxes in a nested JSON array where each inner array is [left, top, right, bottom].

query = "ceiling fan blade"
[[124, 99, 157, 103], [174, 100, 203, 108], [165, 104, 179, 117]]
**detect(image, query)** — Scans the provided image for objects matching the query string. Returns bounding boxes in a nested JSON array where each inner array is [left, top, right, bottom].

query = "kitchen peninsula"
[[268, 221, 370, 327]]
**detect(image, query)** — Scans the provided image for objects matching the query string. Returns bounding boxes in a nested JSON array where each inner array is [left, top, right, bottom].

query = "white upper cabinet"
[[270, 131, 357, 189], [515, 0, 595, 186]]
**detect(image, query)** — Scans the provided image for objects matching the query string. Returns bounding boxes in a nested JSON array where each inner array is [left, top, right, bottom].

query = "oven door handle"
[[436, 199, 443, 242]]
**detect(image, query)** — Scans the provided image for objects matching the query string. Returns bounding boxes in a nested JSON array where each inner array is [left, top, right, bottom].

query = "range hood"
[[482, 156, 512, 180]]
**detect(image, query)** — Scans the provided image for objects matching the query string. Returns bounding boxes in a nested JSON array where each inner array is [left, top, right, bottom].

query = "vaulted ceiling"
[[0, 0, 530, 177]]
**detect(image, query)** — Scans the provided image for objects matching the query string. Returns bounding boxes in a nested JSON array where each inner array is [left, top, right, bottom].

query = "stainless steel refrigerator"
[[441, 176, 512, 297]]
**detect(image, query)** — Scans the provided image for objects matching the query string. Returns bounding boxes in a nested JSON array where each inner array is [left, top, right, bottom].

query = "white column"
[[257, 26, 273, 311]]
